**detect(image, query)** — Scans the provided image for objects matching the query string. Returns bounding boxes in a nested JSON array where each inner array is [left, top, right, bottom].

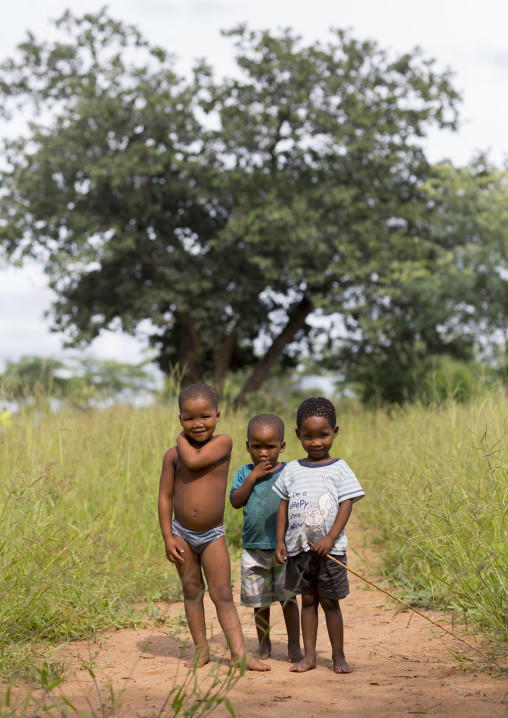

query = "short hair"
[[247, 414, 285, 442], [296, 397, 336, 430], [178, 383, 218, 411]]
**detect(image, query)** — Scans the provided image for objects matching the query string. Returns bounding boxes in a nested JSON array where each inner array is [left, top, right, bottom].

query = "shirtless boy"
[[158, 383, 269, 671]]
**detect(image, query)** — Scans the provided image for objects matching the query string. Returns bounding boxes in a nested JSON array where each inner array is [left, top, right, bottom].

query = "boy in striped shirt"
[[274, 397, 365, 674]]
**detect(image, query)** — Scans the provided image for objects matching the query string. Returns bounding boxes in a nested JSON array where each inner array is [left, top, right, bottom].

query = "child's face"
[[179, 397, 219, 443], [296, 416, 338, 462], [246, 425, 285, 467]]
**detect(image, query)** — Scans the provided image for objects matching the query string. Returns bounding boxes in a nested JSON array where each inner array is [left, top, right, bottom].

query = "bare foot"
[[333, 655, 353, 674], [257, 638, 271, 660], [289, 655, 316, 673], [287, 644, 303, 663], [230, 653, 271, 671], [184, 647, 210, 669]]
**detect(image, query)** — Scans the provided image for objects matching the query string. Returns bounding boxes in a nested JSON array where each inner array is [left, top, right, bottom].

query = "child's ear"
[[279, 440, 286, 454], [333, 425, 339, 438], [216, 410, 221, 423], [295, 428, 301, 440], [245, 440, 250, 452]]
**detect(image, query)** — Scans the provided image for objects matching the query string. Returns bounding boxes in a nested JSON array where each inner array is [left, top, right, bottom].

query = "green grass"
[[343, 393, 508, 658], [0, 391, 507, 680], [0, 401, 184, 677]]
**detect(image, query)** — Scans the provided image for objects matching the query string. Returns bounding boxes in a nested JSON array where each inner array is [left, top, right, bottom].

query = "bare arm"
[[311, 499, 353, 556], [230, 460, 275, 509], [275, 498, 289, 564], [176, 431, 232, 471], [158, 448, 184, 564]]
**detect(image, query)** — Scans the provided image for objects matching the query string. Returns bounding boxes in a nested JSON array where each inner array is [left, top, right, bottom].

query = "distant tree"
[[0, 356, 68, 400], [0, 355, 155, 405], [72, 357, 155, 397]]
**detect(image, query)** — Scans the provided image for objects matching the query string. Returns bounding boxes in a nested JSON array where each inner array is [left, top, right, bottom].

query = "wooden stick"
[[311, 546, 492, 663]]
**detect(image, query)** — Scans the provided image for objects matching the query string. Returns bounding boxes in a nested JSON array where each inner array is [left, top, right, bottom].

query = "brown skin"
[[230, 425, 303, 663], [158, 396, 269, 671], [275, 415, 354, 674]]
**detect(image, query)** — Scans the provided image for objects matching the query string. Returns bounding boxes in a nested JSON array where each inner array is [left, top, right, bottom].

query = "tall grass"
[[0, 390, 507, 679], [0, 401, 184, 677], [343, 393, 508, 656]]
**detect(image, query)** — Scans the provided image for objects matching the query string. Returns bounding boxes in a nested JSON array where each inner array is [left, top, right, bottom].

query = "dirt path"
[[36, 529, 508, 717]]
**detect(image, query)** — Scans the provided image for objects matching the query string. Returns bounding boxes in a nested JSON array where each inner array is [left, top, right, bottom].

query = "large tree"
[[3, 11, 503, 402], [198, 26, 464, 403], [0, 10, 264, 389]]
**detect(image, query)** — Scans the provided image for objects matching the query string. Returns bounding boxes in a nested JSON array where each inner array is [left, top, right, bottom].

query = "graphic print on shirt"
[[289, 474, 334, 537]]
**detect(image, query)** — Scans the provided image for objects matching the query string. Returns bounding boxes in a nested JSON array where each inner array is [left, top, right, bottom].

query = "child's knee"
[[209, 583, 234, 606], [182, 579, 205, 602], [300, 592, 316, 608], [319, 596, 339, 612]]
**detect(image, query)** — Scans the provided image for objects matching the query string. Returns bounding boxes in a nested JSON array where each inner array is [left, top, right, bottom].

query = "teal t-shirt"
[[229, 463, 287, 550]]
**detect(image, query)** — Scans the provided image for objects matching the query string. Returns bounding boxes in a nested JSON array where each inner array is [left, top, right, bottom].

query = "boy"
[[229, 414, 302, 662], [274, 397, 365, 674], [158, 383, 269, 671]]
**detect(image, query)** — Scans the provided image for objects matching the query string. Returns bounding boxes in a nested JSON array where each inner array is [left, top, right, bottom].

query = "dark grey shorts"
[[285, 551, 349, 600]]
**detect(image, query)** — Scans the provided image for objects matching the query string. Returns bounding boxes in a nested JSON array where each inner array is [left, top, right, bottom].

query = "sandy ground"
[[22, 531, 508, 718]]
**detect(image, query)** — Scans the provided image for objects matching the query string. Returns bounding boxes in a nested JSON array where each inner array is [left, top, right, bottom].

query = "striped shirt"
[[272, 458, 365, 557]]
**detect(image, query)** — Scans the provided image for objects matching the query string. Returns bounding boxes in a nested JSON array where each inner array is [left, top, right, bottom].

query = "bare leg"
[[280, 598, 303, 663], [174, 537, 210, 668], [201, 537, 270, 671], [290, 590, 318, 672], [254, 606, 271, 659], [320, 596, 352, 674]]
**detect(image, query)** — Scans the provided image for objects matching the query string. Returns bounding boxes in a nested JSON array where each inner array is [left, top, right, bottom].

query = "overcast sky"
[[1, 0, 508, 370]]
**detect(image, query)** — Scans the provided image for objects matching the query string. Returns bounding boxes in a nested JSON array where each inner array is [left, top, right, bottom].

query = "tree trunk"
[[214, 328, 238, 395], [233, 295, 313, 408], [176, 311, 203, 386]]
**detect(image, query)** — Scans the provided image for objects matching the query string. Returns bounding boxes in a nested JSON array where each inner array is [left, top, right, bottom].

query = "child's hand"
[[250, 459, 276, 481], [165, 536, 185, 564], [275, 541, 288, 564], [311, 535, 334, 557]]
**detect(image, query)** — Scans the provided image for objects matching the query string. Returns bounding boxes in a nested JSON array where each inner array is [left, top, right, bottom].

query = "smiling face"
[[246, 424, 285, 467], [296, 415, 338, 462], [179, 397, 220, 443]]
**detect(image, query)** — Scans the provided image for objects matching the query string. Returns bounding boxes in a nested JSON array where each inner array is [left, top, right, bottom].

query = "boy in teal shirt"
[[230, 414, 302, 662]]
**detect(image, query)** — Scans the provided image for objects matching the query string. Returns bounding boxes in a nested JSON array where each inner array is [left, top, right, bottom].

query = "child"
[[158, 383, 269, 672], [274, 397, 365, 674], [229, 414, 302, 662]]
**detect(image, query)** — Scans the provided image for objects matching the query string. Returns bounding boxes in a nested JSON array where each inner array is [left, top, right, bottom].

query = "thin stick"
[[313, 547, 492, 662]]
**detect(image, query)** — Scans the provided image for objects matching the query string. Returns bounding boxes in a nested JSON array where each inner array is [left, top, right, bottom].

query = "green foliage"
[[0, 356, 69, 401], [336, 158, 508, 403], [346, 393, 508, 657], [0, 402, 182, 678], [4, 11, 504, 404], [200, 25, 465, 403], [0, 355, 157, 407], [349, 354, 495, 405], [417, 355, 496, 403], [0, 388, 507, 679]]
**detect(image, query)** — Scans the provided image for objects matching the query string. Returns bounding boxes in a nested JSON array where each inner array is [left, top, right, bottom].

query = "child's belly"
[[173, 482, 226, 532]]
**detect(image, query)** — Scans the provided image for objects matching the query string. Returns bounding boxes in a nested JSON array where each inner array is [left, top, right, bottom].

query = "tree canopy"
[[335, 157, 508, 401], [1, 10, 506, 403]]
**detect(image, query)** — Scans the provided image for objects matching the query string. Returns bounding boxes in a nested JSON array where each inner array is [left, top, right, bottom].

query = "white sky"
[[1, 0, 508, 370]]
